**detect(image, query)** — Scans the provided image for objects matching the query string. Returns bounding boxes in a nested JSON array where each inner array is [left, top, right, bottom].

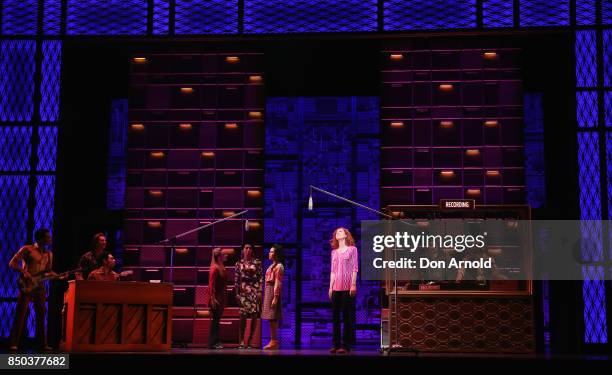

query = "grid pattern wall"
[[264, 97, 380, 347], [126, 53, 265, 346], [0, 1, 585, 36], [0, 9, 61, 337], [380, 44, 525, 206]]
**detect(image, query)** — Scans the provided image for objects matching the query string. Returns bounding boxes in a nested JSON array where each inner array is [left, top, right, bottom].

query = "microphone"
[[245, 219, 250, 231]]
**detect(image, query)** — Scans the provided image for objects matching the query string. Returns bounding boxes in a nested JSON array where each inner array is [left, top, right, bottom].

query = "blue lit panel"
[[0, 175, 29, 299], [107, 100, 128, 210], [0, 40, 36, 122], [577, 91, 598, 128], [523, 93, 545, 208], [583, 266, 608, 343], [1, 0, 38, 35], [576, 0, 596, 25], [604, 0, 612, 25], [40, 41, 62, 123], [245, 0, 377, 34], [575, 30, 598, 88], [607, 133, 612, 217], [175, 0, 238, 35], [66, 0, 148, 35], [37, 126, 58, 171], [153, 0, 170, 35], [384, 0, 476, 31], [34, 176, 56, 236], [578, 132, 600, 219], [604, 30, 612, 87], [483, 0, 514, 28], [0, 127, 32, 171], [43, 0, 62, 35], [605, 91, 612, 127], [520, 0, 569, 27]]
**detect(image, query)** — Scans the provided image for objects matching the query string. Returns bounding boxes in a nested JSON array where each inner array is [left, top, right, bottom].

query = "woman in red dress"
[[208, 248, 228, 349]]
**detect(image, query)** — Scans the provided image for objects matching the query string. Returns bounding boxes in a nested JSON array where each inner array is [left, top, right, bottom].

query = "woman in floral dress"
[[234, 244, 262, 348]]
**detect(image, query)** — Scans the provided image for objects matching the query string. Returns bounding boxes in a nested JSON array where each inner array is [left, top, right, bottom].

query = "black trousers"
[[208, 306, 224, 348], [10, 288, 47, 348], [331, 291, 355, 349]]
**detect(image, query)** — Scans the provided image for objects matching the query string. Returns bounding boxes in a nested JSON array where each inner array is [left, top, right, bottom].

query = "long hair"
[[90, 233, 106, 251], [211, 247, 225, 271], [270, 244, 284, 265], [329, 227, 355, 250]]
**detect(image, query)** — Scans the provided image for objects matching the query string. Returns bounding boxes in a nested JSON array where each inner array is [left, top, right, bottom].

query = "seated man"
[[88, 252, 119, 281]]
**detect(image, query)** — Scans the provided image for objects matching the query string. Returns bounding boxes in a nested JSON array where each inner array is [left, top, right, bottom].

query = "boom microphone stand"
[[308, 186, 417, 355], [157, 210, 249, 347]]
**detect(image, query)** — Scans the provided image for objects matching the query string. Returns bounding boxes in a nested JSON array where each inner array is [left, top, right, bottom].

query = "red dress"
[[208, 265, 228, 308]]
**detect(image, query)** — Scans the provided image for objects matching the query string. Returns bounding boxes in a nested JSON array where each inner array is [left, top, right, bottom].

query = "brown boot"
[[263, 339, 279, 350]]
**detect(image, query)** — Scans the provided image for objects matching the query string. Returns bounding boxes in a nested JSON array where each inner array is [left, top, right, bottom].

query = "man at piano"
[[87, 252, 120, 281]]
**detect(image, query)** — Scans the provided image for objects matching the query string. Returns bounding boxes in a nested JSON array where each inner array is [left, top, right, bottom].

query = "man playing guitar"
[[8, 228, 57, 351]]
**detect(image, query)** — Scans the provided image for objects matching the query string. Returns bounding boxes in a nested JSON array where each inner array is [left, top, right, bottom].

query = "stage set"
[[1, 0, 612, 369]]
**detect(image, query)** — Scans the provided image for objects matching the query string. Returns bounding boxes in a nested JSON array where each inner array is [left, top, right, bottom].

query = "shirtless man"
[[8, 228, 56, 351]]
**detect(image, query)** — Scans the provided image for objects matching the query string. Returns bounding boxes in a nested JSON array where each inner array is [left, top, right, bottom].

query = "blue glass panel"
[[43, 0, 62, 35], [483, 0, 514, 28], [384, 0, 476, 31], [0, 127, 32, 171], [153, 0, 170, 35], [577, 91, 599, 128], [0, 40, 36, 122], [575, 30, 598, 88], [175, 0, 238, 34], [1, 0, 38, 35], [40, 41, 62, 122], [66, 0, 148, 35], [520, 0, 569, 27]]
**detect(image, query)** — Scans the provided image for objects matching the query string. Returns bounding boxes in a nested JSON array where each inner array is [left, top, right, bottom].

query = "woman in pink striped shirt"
[[328, 227, 358, 354]]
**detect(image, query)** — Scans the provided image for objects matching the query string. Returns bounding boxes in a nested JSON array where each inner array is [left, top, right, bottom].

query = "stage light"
[[131, 123, 145, 131], [390, 54, 404, 61], [308, 186, 313, 211], [440, 170, 455, 177], [245, 219, 250, 231], [226, 56, 240, 63], [486, 170, 500, 176], [390, 121, 404, 128], [440, 120, 454, 128], [179, 123, 192, 130], [147, 221, 162, 228], [180, 87, 194, 94], [150, 151, 165, 159], [465, 149, 480, 156], [484, 120, 499, 127], [222, 210, 236, 217], [225, 123, 238, 129], [249, 75, 263, 83], [149, 190, 163, 197], [483, 51, 498, 60], [438, 84, 454, 92], [132, 57, 147, 63], [175, 248, 189, 254], [201, 151, 215, 158], [248, 111, 263, 119], [247, 190, 261, 197], [466, 189, 481, 196]]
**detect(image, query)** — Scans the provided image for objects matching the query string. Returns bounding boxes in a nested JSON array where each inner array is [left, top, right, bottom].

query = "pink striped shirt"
[[331, 246, 358, 291]]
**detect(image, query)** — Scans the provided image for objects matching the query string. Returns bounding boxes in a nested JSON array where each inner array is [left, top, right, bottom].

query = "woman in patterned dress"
[[234, 243, 262, 348], [261, 244, 285, 350], [328, 227, 358, 354]]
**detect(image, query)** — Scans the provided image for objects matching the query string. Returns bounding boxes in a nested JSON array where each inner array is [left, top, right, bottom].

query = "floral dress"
[[234, 258, 262, 317]]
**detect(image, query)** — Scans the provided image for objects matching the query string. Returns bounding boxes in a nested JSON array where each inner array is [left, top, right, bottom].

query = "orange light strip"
[[132, 57, 147, 63], [249, 75, 263, 83], [440, 170, 455, 177], [225, 123, 238, 129], [179, 123, 192, 130], [465, 149, 480, 156], [201, 151, 215, 158], [484, 120, 499, 127], [486, 170, 500, 176], [226, 56, 240, 63], [180, 87, 194, 94], [390, 54, 404, 61], [248, 111, 263, 119], [148, 190, 163, 197], [390, 121, 404, 128], [147, 221, 162, 228], [466, 189, 481, 195], [439, 84, 454, 91], [150, 151, 165, 159], [131, 123, 145, 131], [440, 120, 454, 128], [483, 51, 498, 60]]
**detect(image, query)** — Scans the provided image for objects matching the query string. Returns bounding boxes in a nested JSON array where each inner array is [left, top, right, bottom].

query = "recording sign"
[[439, 199, 476, 210]]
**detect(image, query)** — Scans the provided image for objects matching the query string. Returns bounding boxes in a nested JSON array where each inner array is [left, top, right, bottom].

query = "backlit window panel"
[[577, 131, 601, 220], [604, 30, 612, 87], [1, 0, 38, 35], [43, 0, 62, 35], [576, 91, 599, 128], [603, 0, 612, 25], [0, 127, 32, 171], [153, 0, 170, 35], [34, 176, 56, 235], [0, 40, 36, 122], [575, 30, 598, 88], [576, 0, 596, 26], [175, 0, 238, 35], [37, 126, 58, 171], [244, 0, 377, 34], [66, 0, 148, 35], [483, 0, 514, 28], [520, 0, 569, 27], [384, 0, 476, 31], [40, 41, 62, 123]]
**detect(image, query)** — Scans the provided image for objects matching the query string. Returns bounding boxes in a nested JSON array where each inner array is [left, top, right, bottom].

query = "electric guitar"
[[17, 268, 81, 293]]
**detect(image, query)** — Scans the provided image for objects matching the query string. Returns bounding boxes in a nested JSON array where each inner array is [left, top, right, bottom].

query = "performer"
[[8, 228, 56, 351], [76, 233, 107, 280], [328, 227, 358, 354], [234, 244, 262, 349], [87, 252, 120, 281], [261, 244, 284, 350], [208, 248, 228, 349]]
